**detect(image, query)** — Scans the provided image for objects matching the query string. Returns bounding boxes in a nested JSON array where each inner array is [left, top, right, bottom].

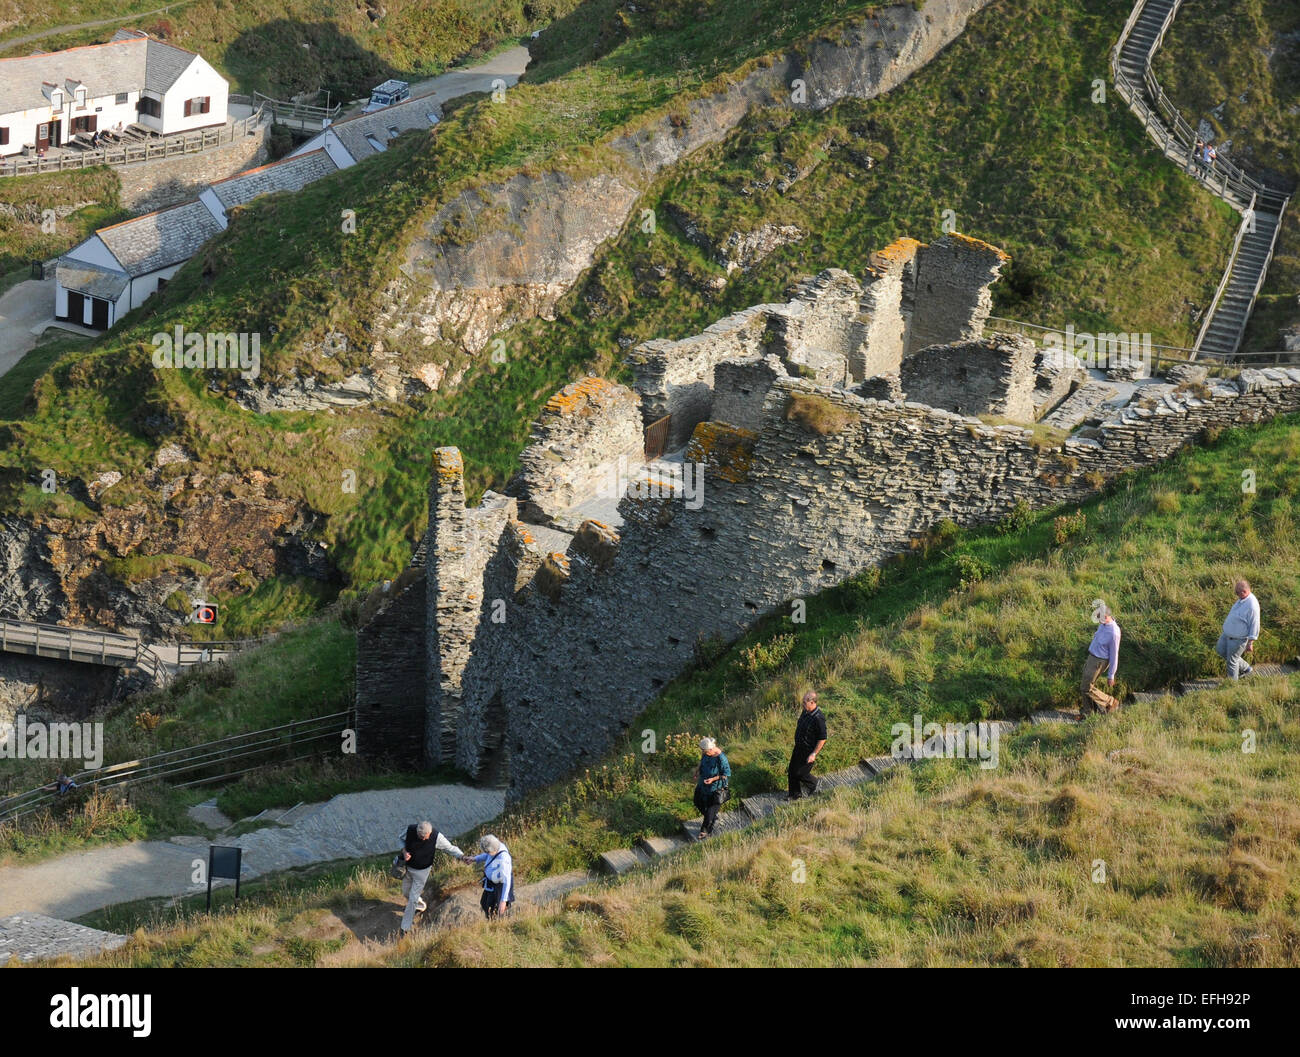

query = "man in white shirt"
[[1216, 579, 1261, 680]]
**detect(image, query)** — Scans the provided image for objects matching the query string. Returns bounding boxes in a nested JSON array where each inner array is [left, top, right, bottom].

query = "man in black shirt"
[[397, 820, 466, 935], [787, 690, 827, 800]]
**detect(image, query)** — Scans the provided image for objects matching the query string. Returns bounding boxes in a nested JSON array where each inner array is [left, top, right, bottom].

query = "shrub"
[[693, 631, 728, 668], [735, 633, 797, 683], [837, 566, 882, 611], [949, 550, 991, 589], [785, 394, 857, 436], [996, 500, 1035, 535], [1052, 509, 1086, 545]]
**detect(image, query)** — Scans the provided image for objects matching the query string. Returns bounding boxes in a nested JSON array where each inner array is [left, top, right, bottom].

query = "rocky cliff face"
[[0, 457, 336, 633], [250, 0, 994, 410]]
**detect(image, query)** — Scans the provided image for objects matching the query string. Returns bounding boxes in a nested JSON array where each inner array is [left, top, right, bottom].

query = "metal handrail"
[[1221, 192, 1292, 359], [982, 315, 1297, 373], [0, 710, 353, 823]]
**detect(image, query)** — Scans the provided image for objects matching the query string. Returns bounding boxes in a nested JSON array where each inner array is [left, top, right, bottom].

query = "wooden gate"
[[644, 414, 671, 460]]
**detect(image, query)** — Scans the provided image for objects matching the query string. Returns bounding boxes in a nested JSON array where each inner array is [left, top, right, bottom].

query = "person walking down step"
[[692, 737, 731, 839], [1081, 604, 1121, 714], [465, 835, 513, 919], [396, 820, 466, 935], [787, 690, 827, 800], [1216, 579, 1261, 680]]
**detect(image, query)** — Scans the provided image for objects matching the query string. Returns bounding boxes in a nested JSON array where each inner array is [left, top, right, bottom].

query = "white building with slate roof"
[[55, 199, 223, 328], [289, 91, 442, 169], [199, 148, 338, 230], [0, 28, 226, 157], [55, 148, 339, 328]]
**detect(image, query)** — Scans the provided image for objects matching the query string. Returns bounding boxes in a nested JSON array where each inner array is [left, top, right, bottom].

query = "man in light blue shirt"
[[1216, 579, 1261, 680], [1081, 604, 1121, 714]]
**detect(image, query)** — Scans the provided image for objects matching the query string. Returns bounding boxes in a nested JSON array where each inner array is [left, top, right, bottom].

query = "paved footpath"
[[0, 784, 503, 920]]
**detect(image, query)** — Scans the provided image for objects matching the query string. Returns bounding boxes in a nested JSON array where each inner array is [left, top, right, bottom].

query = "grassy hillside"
[[1152, 0, 1300, 352], [0, 167, 126, 294], [0, 0, 1250, 640], [64, 410, 1300, 967], [0, 0, 580, 99]]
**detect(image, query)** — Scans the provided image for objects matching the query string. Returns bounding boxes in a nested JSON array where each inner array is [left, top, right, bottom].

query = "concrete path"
[[0, 278, 57, 378], [0, 783, 504, 919]]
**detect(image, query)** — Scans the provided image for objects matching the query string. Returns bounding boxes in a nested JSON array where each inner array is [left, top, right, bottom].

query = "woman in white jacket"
[[465, 834, 513, 918]]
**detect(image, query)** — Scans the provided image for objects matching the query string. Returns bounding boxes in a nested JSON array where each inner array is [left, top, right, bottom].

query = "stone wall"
[[900, 335, 1039, 420], [907, 234, 1010, 354], [627, 236, 1010, 451], [437, 366, 1300, 799], [354, 571, 427, 766], [711, 356, 788, 431], [628, 304, 774, 449], [424, 448, 515, 764], [116, 123, 272, 213], [512, 377, 644, 523]]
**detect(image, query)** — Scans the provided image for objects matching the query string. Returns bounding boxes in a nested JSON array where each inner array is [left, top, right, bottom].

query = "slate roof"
[[144, 38, 198, 94], [328, 92, 442, 163], [96, 199, 223, 277], [56, 258, 129, 300], [0, 33, 205, 114], [208, 148, 338, 210]]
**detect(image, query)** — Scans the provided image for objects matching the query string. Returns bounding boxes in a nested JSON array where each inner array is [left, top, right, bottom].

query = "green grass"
[[46, 410, 1300, 965], [0, 166, 127, 283], [0, 609, 361, 864], [0, 333, 93, 419]]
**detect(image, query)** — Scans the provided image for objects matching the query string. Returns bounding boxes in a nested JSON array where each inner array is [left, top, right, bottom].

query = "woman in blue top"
[[464, 834, 513, 918], [692, 737, 731, 840]]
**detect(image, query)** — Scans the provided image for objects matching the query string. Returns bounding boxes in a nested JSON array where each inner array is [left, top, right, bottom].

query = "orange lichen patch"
[[685, 422, 757, 483], [534, 551, 571, 602], [871, 236, 922, 270], [944, 231, 1011, 261], [573, 520, 620, 570], [543, 376, 626, 416], [434, 447, 464, 481], [577, 519, 620, 544]]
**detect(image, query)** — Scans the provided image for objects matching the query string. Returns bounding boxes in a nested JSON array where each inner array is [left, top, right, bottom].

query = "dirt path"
[[0, 3, 188, 54]]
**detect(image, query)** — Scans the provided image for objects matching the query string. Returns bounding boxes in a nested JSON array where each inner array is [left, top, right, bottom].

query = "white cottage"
[[56, 149, 339, 329], [289, 92, 442, 169], [0, 29, 227, 156], [55, 200, 222, 328]]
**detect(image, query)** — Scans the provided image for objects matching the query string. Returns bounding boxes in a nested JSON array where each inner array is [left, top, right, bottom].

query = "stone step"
[[862, 754, 904, 776], [1129, 691, 1167, 705], [742, 792, 788, 822], [635, 834, 690, 858], [681, 808, 751, 843], [1029, 709, 1078, 725], [597, 846, 651, 876], [817, 763, 874, 789]]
